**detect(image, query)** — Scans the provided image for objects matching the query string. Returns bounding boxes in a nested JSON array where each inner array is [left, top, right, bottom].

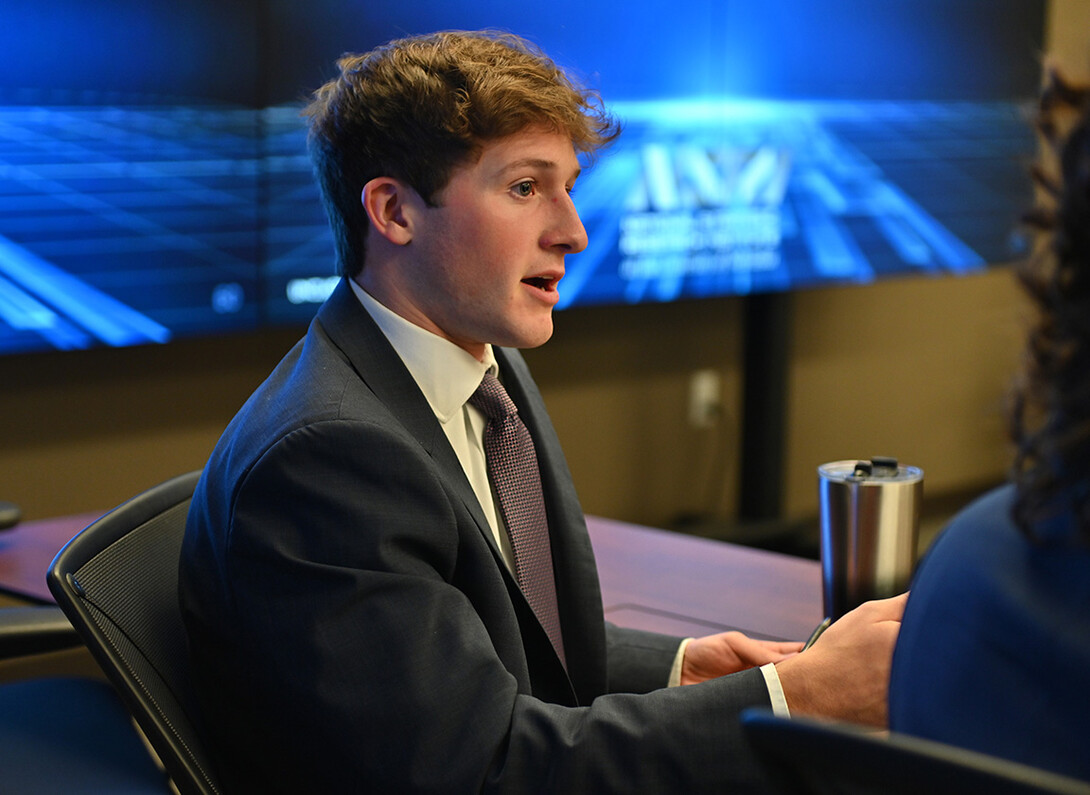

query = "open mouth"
[[522, 276, 557, 292]]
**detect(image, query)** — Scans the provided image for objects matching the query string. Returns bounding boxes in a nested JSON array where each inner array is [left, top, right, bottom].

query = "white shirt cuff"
[[669, 643, 790, 719], [668, 638, 694, 687], [760, 662, 791, 717]]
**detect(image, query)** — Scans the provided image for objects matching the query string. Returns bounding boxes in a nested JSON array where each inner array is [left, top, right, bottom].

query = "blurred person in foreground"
[[180, 29, 904, 793], [890, 70, 1090, 782]]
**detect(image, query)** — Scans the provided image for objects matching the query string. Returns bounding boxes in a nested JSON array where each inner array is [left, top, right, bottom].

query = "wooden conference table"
[[0, 511, 823, 643]]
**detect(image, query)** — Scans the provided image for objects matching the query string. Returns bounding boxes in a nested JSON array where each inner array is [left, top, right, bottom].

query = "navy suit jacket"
[[180, 279, 773, 793]]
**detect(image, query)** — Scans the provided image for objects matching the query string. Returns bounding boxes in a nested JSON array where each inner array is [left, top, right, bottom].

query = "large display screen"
[[0, 0, 1046, 353]]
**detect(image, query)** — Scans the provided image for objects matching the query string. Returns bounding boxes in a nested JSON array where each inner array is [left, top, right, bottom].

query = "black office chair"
[[48, 470, 222, 795], [741, 708, 1090, 795]]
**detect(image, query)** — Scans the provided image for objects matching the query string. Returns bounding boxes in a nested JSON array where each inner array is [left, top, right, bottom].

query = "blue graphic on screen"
[[0, 0, 1045, 353], [0, 105, 261, 354], [0, 0, 262, 354], [260, 0, 1045, 321], [557, 98, 1030, 306]]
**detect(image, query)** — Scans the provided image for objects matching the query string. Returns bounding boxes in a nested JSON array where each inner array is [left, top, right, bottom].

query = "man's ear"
[[361, 177, 418, 246]]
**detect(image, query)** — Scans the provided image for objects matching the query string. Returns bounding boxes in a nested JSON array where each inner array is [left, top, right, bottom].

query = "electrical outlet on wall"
[[688, 369, 722, 428]]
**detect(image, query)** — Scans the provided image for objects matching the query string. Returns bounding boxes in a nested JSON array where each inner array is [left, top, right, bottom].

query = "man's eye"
[[514, 181, 535, 197]]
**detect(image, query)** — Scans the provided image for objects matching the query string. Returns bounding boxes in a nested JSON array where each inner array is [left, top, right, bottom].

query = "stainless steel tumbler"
[[817, 457, 923, 621]]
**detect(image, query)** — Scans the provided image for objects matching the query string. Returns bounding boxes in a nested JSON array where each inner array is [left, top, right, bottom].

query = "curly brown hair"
[[1010, 69, 1090, 543], [302, 30, 620, 278]]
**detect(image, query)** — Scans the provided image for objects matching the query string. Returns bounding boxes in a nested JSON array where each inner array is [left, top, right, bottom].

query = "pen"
[[802, 617, 832, 651]]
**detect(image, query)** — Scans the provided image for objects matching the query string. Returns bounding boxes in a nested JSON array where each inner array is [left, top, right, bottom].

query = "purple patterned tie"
[[470, 372, 566, 668]]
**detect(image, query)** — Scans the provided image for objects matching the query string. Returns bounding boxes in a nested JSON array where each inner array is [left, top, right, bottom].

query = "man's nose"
[[545, 193, 588, 254]]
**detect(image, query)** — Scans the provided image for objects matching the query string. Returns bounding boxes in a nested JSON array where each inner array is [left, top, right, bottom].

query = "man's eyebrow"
[[497, 158, 582, 180]]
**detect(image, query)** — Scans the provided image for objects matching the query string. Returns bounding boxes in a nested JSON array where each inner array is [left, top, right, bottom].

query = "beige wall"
[[525, 298, 746, 526], [0, 329, 302, 520], [782, 268, 1025, 519], [1046, 0, 1090, 81], [2, 1, 1086, 529]]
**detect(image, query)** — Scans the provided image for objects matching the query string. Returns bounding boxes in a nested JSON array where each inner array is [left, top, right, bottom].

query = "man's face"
[[383, 128, 588, 360]]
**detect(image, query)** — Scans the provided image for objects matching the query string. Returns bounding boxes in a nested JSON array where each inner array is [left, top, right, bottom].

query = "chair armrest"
[[0, 605, 83, 659]]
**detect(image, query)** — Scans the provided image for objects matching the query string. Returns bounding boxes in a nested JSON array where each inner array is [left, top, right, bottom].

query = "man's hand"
[[681, 631, 802, 685], [774, 593, 907, 728]]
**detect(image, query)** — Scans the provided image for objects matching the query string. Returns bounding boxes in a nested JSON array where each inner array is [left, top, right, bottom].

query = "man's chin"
[[504, 319, 554, 350]]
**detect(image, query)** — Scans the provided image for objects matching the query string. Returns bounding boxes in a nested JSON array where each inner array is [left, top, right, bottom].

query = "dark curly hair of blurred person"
[[1010, 69, 1090, 544]]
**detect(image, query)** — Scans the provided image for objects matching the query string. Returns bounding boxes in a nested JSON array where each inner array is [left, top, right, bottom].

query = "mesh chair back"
[[48, 471, 221, 795], [741, 708, 1090, 795]]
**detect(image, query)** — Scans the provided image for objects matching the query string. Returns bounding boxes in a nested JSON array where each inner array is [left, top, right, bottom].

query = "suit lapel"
[[316, 281, 443, 454], [315, 281, 496, 546]]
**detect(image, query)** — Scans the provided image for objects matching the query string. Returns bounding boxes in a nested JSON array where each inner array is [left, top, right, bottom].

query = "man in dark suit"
[[180, 30, 904, 793]]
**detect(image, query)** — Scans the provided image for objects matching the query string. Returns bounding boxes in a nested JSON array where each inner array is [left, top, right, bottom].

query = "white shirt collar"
[[348, 278, 495, 423]]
